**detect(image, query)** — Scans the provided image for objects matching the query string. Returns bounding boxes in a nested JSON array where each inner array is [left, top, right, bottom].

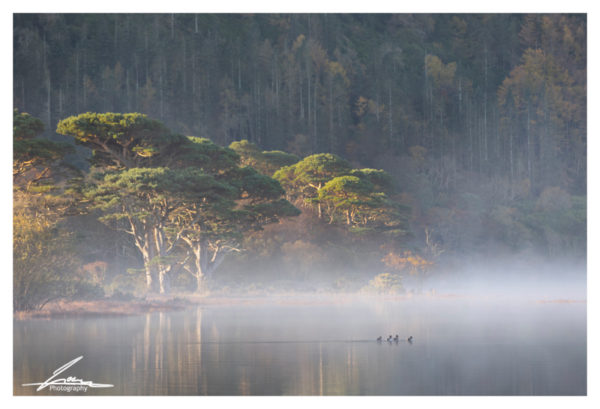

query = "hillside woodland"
[[13, 14, 586, 309]]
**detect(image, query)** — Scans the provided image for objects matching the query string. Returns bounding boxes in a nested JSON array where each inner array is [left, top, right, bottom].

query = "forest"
[[13, 14, 586, 310]]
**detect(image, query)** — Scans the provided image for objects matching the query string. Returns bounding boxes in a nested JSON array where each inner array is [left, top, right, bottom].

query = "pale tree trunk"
[[144, 229, 159, 292], [154, 226, 172, 294], [158, 266, 170, 294], [138, 236, 158, 292], [193, 245, 207, 293], [126, 215, 160, 293], [328, 206, 335, 224], [186, 239, 232, 293], [145, 266, 157, 292], [316, 182, 323, 219]]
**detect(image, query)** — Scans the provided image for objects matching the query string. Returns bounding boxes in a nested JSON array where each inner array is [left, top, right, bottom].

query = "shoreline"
[[13, 292, 586, 320], [13, 298, 190, 320]]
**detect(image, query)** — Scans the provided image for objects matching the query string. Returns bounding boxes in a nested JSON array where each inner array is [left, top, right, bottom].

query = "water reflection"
[[14, 299, 586, 395]]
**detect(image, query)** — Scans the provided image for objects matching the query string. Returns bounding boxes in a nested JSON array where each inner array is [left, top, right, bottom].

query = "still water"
[[13, 297, 586, 395]]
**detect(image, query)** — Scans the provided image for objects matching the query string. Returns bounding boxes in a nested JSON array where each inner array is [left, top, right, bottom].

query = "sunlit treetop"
[[176, 136, 240, 174], [317, 175, 383, 217], [229, 139, 299, 176], [13, 108, 44, 140], [261, 151, 300, 174], [88, 167, 237, 220], [13, 109, 74, 184], [229, 139, 262, 159], [226, 166, 285, 202], [316, 172, 409, 236], [320, 175, 374, 198], [56, 112, 188, 169], [273, 153, 351, 195], [292, 153, 352, 186]]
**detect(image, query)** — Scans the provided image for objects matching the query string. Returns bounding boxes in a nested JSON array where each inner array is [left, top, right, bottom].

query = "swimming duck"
[[393, 334, 399, 342], [387, 335, 393, 342], [407, 336, 413, 343], [376, 336, 382, 342]]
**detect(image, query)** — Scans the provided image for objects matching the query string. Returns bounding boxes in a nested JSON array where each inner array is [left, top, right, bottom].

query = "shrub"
[[364, 272, 404, 294]]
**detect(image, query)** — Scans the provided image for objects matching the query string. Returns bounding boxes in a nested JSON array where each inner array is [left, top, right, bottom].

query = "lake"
[[13, 296, 586, 395]]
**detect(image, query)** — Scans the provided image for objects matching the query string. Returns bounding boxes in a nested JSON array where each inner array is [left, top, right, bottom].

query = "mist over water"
[[422, 257, 586, 301], [14, 264, 586, 395]]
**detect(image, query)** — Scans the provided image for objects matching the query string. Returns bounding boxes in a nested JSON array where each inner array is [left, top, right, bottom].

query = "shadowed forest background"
[[13, 14, 586, 310]]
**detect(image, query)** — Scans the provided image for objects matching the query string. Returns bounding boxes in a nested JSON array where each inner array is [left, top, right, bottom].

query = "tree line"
[[14, 14, 586, 195], [13, 14, 587, 309], [14, 109, 411, 309]]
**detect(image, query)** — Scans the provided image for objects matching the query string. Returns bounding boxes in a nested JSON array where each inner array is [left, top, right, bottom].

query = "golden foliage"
[[13, 207, 80, 310], [382, 250, 433, 276], [365, 272, 404, 294]]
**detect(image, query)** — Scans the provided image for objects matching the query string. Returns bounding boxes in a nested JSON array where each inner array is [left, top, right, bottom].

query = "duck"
[[376, 336, 382, 342], [393, 334, 399, 342], [387, 335, 393, 342], [407, 336, 413, 343]]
